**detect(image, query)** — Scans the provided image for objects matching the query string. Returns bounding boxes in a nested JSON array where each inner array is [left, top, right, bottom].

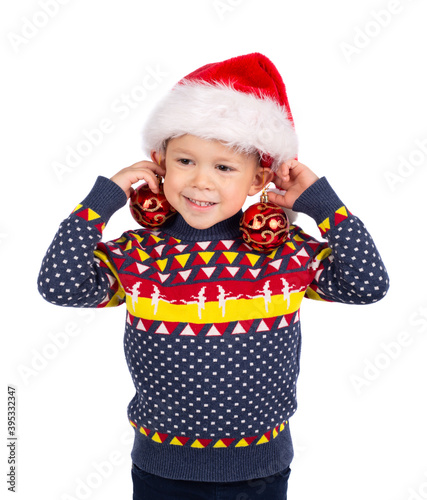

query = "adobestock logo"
[[60, 428, 134, 500], [0, 230, 7, 247], [407, 473, 427, 500], [349, 304, 427, 394], [7, 0, 73, 53], [212, 0, 247, 20], [16, 310, 96, 386], [51, 65, 169, 182], [383, 137, 427, 192], [340, 0, 417, 63]]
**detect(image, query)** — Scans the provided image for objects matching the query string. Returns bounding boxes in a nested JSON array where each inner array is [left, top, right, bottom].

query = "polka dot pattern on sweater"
[[124, 327, 300, 437]]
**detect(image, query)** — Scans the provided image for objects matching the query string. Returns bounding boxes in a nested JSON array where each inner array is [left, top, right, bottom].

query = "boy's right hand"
[[110, 160, 166, 199]]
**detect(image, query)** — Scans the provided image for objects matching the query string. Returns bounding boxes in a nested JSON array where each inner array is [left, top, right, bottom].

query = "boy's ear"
[[248, 168, 274, 196], [150, 150, 164, 166]]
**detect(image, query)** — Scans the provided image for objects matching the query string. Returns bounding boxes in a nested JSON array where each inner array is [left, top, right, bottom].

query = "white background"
[[2, 1, 427, 499]]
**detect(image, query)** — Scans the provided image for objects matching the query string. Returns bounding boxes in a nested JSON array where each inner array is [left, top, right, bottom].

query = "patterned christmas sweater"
[[38, 176, 389, 482]]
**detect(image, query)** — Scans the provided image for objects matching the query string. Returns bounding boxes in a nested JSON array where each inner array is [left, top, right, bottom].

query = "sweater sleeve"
[[37, 176, 128, 308], [293, 177, 389, 304]]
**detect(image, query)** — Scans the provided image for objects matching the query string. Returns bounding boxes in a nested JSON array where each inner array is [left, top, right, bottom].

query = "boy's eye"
[[178, 158, 192, 165], [216, 164, 233, 172]]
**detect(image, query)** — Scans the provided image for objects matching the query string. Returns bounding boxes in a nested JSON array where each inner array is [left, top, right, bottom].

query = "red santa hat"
[[142, 52, 298, 171]]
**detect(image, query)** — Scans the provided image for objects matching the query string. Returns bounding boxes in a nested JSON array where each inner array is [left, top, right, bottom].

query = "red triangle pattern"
[[180, 323, 205, 336], [239, 436, 258, 446], [130, 420, 288, 448], [285, 256, 302, 271], [236, 242, 253, 252], [131, 312, 298, 336], [166, 244, 188, 255], [94, 222, 105, 233], [214, 240, 235, 251], [206, 323, 229, 336], [145, 235, 162, 246], [136, 319, 154, 331], [232, 320, 254, 335], [172, 436, 190, 446], [218, 267, 239, 279], [241, 268, 261, 280], [256, 317, 276, 332], [194, 268, 216, 281], [334, 208, 349, 226], [171, 270, 192, 284], [192, 438, 213, 448], [170, 258, 185, 271], [191, 242, 212, 252]]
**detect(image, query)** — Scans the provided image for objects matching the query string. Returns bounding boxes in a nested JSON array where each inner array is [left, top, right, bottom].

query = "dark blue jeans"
[[131, 463, 290, 500]]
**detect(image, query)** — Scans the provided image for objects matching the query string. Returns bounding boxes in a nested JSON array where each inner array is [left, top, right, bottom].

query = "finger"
[[275, 162, 293, 185], [272, 172, 292, 191], [130, 160, 166, 177], [266, 189, 292, 209], [133, 170, 163, 193], [287, 159, 300, 169]]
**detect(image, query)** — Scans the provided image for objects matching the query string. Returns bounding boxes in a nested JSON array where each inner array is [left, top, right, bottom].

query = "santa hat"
[[142, 53, 298, 171]]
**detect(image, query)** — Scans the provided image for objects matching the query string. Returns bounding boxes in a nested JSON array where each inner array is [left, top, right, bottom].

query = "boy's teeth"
[[188, 198, 215, 207]]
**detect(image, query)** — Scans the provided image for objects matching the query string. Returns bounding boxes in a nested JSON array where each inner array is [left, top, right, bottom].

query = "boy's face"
[[155, 135, 267, 230]]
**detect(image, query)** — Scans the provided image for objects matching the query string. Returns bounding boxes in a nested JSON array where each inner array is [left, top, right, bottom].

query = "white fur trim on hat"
[[142, 81, 298, 171]]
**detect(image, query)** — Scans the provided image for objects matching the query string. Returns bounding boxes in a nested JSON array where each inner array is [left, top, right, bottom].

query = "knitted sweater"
[[38, 176, 389, 482]]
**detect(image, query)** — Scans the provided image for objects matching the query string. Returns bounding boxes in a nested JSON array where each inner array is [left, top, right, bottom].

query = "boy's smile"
[[155, 135, 267, 230]]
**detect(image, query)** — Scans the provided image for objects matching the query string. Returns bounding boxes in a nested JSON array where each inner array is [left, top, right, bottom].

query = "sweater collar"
[[161, 210, 243, 242]]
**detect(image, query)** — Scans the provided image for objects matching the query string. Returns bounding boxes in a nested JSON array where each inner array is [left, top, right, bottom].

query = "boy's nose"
[[191, 167, 214, 190]]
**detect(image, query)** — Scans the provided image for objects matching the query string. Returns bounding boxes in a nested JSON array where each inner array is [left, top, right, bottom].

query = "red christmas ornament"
[[130, 181, 176, 229], [240, 192, 289, 253]]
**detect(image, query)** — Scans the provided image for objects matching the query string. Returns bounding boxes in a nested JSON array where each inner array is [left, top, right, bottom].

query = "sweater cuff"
[[292, 177, 345, 225], [80, 176, 128, 223]]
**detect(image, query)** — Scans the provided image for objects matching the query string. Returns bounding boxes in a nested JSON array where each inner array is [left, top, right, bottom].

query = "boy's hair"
[[143, 53, 298, 172]]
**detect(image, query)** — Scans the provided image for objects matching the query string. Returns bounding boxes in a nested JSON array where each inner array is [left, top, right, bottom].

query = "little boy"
[[38, 53, 389, 499]]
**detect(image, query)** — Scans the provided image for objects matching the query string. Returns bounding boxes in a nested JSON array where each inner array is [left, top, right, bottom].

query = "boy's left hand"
[[267, 160, 319, 209]]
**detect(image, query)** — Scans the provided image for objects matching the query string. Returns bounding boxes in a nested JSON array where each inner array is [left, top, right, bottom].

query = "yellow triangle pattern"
[[235, 438, 250, 447], [150, 235, 164, 244], [246, 253, 260, 266], [87, 208, 101, 221], [319, 217, 330, 234], [286, 241, 296, 251], [129, 233, 143, 243], [156, 258, 168, 272], [316, 248, 332, 262], [198, 252, 215, 264], [267, 247, 279, 259], [131, 420, 288, 448], [72, 204, 83, 213], [223, 252, 238, 264], [256, 434, 269, 445], [175, 254, 190, 268], [191, 439, 205, 448], [213, 439, 227, 448], [135, 249, 150, 262], [336, 206, 348, 217], [152, 432, 163, 443]]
